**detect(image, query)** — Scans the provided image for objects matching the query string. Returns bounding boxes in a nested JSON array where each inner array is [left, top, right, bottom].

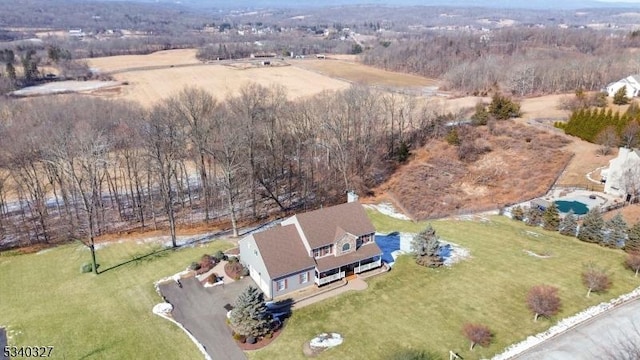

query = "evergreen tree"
[[559, 210, 578, 237], [626, 222, 640, 253], [511, 205, 525, 221], [229, 286, 272, 337], [578, 208, 605, 244], [411, 225, 443, 267], [471, 102, 489, 125], [542, 203, 560, 231], [488, 94, 521, 120], [613, 85, 630, 105], [525, 206, 543, 227], [605, 213, 628, 248]]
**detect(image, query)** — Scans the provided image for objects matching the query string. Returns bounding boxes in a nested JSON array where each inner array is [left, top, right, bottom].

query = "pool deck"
[[542, 188, 620, 210]]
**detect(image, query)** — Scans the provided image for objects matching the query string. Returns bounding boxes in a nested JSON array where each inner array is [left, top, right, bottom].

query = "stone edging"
[[492, 286, 640, 359], [152, 303, 211, 360], [153, 271, 211, 360]]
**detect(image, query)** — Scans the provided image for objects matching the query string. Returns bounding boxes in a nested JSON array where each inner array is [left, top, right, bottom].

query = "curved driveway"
[[515, 298, 640, 359], [159, 277, 249, 360]]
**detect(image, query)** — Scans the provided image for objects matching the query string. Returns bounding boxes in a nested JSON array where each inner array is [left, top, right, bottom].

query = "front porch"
[[314, 256, 382, 286]]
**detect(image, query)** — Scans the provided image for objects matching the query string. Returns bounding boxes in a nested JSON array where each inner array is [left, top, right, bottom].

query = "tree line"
[[557, 103, 640, 149], [362, 27, 640, 95], [0, 84, 452, 267]]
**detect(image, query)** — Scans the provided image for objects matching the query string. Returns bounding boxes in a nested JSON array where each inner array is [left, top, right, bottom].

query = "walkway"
[[515, 298, 640, 359], [292, 277, 368, 309], [159, 276, 249, 360]]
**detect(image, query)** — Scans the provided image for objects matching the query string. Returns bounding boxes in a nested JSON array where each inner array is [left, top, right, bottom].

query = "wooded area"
[[0, 85, 444, 251]]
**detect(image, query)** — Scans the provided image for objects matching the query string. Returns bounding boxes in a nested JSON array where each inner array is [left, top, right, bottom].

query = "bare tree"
[[625, 253, 640, 277], [595, 126, 620, 156], [209, 105, 247, 237], [582, 263, 612, 297], [527, 284, 561, 321], [168, 86, 217, 221], [462, 323, 492, 350], [621, 121, 640, 149], [142, 103, 186, 247]]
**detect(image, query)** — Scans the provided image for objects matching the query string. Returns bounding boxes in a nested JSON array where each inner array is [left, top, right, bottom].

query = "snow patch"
[[364, 203, 411, 220], [310, 333, 343, 349], [492, 286, 640, 360]]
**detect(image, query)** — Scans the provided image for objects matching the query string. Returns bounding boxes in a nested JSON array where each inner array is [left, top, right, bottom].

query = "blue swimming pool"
[[555, 200, 589, 215]]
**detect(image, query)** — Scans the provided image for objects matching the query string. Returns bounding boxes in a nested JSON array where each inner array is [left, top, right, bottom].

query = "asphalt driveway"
[[516, 298, 640, 359], [0, 328, 7, 360], [159, 277, 249, 360]]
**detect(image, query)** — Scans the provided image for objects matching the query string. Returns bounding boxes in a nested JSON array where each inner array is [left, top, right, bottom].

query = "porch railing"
[[355, 258, 382, 273], [315, 271, 345, 286]]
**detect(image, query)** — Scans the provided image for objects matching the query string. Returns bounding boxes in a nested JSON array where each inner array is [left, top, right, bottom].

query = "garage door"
[[249, 265, 271, 298]]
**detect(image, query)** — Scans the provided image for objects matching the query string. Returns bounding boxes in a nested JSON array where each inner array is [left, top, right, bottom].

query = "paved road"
[[517, 299, 640, 359], [159, 277, 249, 360], [0, 328, 7, 360]]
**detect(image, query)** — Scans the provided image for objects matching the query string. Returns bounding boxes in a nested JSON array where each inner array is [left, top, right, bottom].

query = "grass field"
[[0, 238, 233, 360], [248, 213, 640, 360]]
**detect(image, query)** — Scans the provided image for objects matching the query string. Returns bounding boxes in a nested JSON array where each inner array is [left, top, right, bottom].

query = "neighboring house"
[[601, 147, 640, 201], [605, 75, 640, 98], [239, 200, 383, 299]]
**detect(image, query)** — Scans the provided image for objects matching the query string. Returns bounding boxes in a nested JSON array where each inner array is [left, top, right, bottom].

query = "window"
[[342, 243, 351, 252], [276, 279, 287, 291], [299, 272, 308, 284]]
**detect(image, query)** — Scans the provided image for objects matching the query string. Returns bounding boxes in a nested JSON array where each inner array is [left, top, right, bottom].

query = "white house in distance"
[[605, 75, 640, 98], [238, 199, 383, 299], [601, 147, 640, 201]]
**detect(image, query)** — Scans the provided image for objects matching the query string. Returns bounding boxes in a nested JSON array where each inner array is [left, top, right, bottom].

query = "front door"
[[345, 263, 356, 277]]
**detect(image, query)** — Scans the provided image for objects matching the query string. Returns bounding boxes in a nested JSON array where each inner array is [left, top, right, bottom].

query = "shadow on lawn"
[[97, 229, 232, 274]]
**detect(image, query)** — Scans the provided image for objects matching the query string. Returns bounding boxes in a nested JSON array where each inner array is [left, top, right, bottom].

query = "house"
[[239, 200, 383, 299], [605, 75, 640, 98], [601, 147, 640, 201]]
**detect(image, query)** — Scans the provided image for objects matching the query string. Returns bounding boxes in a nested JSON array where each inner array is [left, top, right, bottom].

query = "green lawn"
[[0, 238, 233, 360], [248, 214, 640, 360]]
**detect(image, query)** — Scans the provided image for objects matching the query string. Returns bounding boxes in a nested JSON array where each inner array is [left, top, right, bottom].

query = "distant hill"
[[91, 0, 640, 10]]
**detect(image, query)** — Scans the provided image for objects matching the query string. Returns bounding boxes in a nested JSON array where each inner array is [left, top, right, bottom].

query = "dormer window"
[[342, 243, 350, 252]]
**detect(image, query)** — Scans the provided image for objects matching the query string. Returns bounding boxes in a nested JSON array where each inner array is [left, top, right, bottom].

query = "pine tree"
[[525, 206, 543, 227], [511, 205, 525, 221], [578, 208, 605, 244], [559, 210, 578, 237], [411, 225, 443, 267], [542, 203, 560, 231], [626, 222, 640, 253], [605, 213, 628, 248], [613, 85, 630, 105], [229, 286, 272, 337]]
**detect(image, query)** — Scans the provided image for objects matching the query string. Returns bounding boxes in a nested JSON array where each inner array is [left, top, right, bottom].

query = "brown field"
[[372, 121, 572, 220], [111, 64, 350, 105], [294, 59, 439, 88], [86, 49, 201, 73]]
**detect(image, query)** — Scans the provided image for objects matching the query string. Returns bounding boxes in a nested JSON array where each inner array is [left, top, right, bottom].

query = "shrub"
[[197, 254, 215, 274], [214, 250, 226, 262], [188, 262, 201, 271], [228, 256, 239, 264], [488, 93, 521, 120], [527, 284, 561, 321], [241, 267, 250, 277], [81, 263, 93, 273], [462, 323, 492, 350], [265, 333, 273, 339], [207, 273, 219, 284], [246, 336, 257, 344]]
